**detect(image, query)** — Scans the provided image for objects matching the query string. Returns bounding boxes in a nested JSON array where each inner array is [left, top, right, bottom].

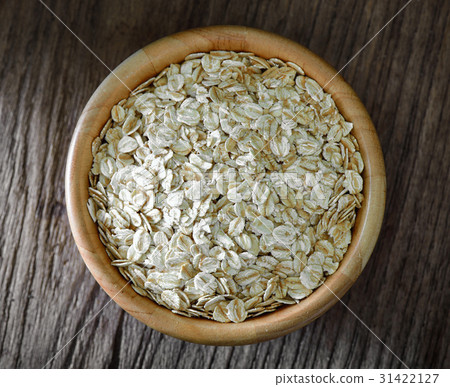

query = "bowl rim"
[[65, 25, 386, 345]]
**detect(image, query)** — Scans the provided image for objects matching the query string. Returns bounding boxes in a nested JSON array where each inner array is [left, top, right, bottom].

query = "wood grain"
[[0, 0, 448, 368]]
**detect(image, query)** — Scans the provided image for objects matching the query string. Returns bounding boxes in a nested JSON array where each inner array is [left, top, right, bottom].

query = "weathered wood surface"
[[0, 0, 448, 369]]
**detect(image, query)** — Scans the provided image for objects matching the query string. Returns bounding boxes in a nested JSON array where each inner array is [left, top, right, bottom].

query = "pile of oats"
[[87, 51, 364, 323]]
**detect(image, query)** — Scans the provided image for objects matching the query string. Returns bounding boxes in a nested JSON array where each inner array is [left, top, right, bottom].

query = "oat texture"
[[87, 51, 364, 322]]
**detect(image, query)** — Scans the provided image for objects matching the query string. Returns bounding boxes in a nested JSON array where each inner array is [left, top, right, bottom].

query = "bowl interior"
[[65, 25, 386, 345]]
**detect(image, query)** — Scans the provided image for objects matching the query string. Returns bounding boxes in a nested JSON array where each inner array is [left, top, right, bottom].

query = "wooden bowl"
[[66, 26, 386, 345]]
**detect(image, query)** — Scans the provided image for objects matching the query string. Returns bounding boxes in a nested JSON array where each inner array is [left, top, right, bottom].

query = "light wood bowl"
[[66, 26, 386, 345]]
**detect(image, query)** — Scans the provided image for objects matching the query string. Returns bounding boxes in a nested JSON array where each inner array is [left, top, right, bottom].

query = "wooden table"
[[0, 0, 448, 369]]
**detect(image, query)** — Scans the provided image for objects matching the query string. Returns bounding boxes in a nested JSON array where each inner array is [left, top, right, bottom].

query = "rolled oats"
[[88, 50, 364, 323]]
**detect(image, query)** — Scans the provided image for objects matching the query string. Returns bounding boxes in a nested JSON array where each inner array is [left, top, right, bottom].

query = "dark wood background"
[[0, 0, 448, 369]]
